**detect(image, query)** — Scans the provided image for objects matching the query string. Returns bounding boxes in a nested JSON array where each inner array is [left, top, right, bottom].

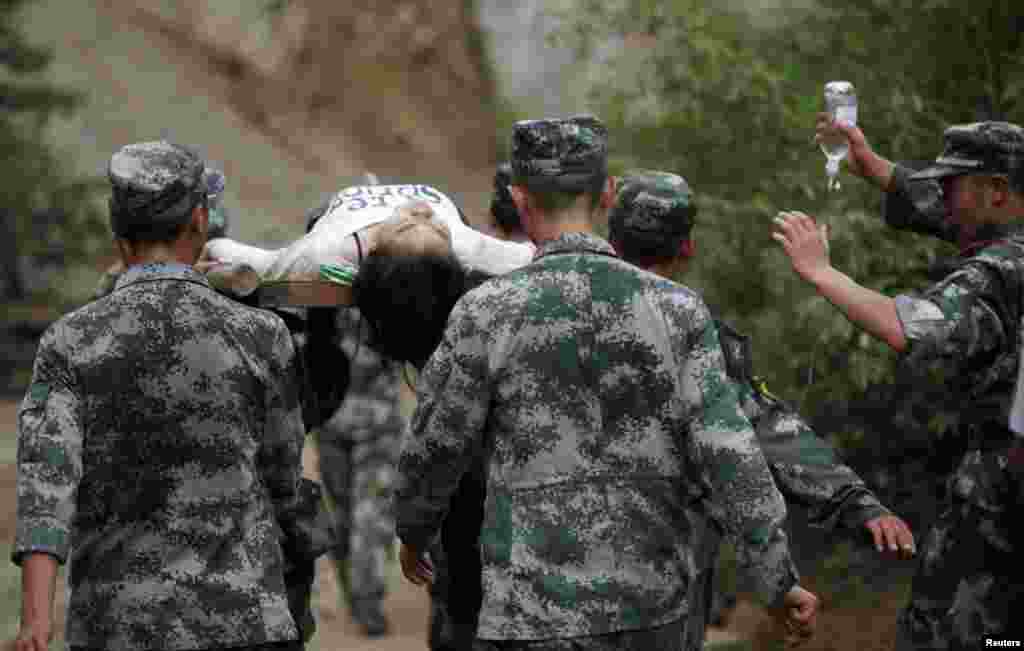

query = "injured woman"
[[200, 183, 535, 367]]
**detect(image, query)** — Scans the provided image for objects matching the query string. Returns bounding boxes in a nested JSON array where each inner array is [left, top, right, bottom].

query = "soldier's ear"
[[599, 176, 617, 211], [679, 237, 696, 260], [190, 203, 209, 238], [115, 238, 135, 264], [989, 175, 1011, 207], [509, 185, 533, 229], [509, 185, 529, 212]]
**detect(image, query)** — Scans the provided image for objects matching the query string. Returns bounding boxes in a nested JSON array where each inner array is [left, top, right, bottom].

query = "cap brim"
[[909, 164, 973, 181]]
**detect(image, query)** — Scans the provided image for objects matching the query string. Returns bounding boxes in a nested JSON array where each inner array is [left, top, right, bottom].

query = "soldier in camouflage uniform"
[[395, 115, 819, 650], [425, 164, 527, 651], [608, 169, 917, 646], [315, 306, 403, 637], [816, 112, 1024, 256], [14, 141, 307, 651], [776, 121, 1024, 649]]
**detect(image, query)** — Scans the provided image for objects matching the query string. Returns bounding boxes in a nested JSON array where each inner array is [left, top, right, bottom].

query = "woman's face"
[[375, 201, 452, 258]]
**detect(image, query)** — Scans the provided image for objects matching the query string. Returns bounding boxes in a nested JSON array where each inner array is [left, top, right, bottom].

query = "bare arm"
[[772, 211, 907, 352], [14, 323, 82, 650], [17, 553, 58, 650]]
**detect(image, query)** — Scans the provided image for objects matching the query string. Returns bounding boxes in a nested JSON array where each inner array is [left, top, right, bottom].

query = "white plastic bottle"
[[821, 81, 857, 191]]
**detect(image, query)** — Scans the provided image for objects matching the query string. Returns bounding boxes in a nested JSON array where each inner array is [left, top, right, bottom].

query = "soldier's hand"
[[14, 616, 52, 651], [193, 259, 222, 274], [780, 584, 818, 647], [815, 113, 895, 189], [864, 514, 916, 559], [399, 543, 434, 587], [772, 211, 832, 284], [193, 245, 222, 274]]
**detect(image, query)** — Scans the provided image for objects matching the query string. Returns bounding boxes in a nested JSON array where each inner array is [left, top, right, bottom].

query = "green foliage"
[[550, 0, 1023, 463], [1, 0, 107, 300]]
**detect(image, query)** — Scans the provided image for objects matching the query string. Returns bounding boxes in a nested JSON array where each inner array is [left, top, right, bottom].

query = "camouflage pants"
[[895, 471, 1023, 649], [317, 409, 401, 603], [473, 617, 688, 651]]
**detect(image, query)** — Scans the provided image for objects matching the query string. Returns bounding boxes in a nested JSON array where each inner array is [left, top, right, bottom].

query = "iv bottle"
[[821, 81, 857, 191]]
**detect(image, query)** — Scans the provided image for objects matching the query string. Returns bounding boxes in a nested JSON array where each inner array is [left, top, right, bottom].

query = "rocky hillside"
[[19, 0, 500, 246]]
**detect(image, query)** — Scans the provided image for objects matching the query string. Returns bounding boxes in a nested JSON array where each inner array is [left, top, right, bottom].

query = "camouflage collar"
[[533, 232, 618, 260], [959, 223, 1024, 257], [114, 262, 212, 292]]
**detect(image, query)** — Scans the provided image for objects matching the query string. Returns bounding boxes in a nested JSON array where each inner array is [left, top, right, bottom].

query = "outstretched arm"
[[675, 307, 817, 643], [772, 211, 907, 352], [748, 388, 915, 558]]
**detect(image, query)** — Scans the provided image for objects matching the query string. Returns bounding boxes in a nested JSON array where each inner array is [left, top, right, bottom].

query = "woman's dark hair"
[[490, 162, 522, 235], [301, 306, 350, 428], [353, 252, 478, 369]]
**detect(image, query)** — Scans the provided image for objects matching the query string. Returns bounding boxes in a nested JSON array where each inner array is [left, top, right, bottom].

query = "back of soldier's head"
[[609, 170, 696, 267], [108, 141, 224, 243], [509, 115, 609, 214]]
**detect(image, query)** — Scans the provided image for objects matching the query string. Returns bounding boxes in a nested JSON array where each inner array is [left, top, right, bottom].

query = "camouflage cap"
[[490, 161, 521, 232], [510, 115, 608, 191], [609, 170, 695, 261], [108, 140, 220, 238], [911, 121, 1024, 190]]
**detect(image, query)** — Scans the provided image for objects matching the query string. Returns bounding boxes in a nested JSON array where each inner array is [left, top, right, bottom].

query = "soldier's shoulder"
[[461, 267, 531, 306], [959, 238, 1024, 285], [641, 270, 711, 315], [223, 298, 293, 335], [714, 318, 746, 341], [597, 255, 700, 294], [52, 293, 120, 334], [187, 289, 295, 346]]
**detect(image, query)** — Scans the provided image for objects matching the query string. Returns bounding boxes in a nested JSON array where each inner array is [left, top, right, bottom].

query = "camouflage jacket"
[[716, 320, 890, 531], [892, 237, 1024, 647], [895, 237, 1024, 432], [15, 263, 305, 651], [395, 232, 797, 640]]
